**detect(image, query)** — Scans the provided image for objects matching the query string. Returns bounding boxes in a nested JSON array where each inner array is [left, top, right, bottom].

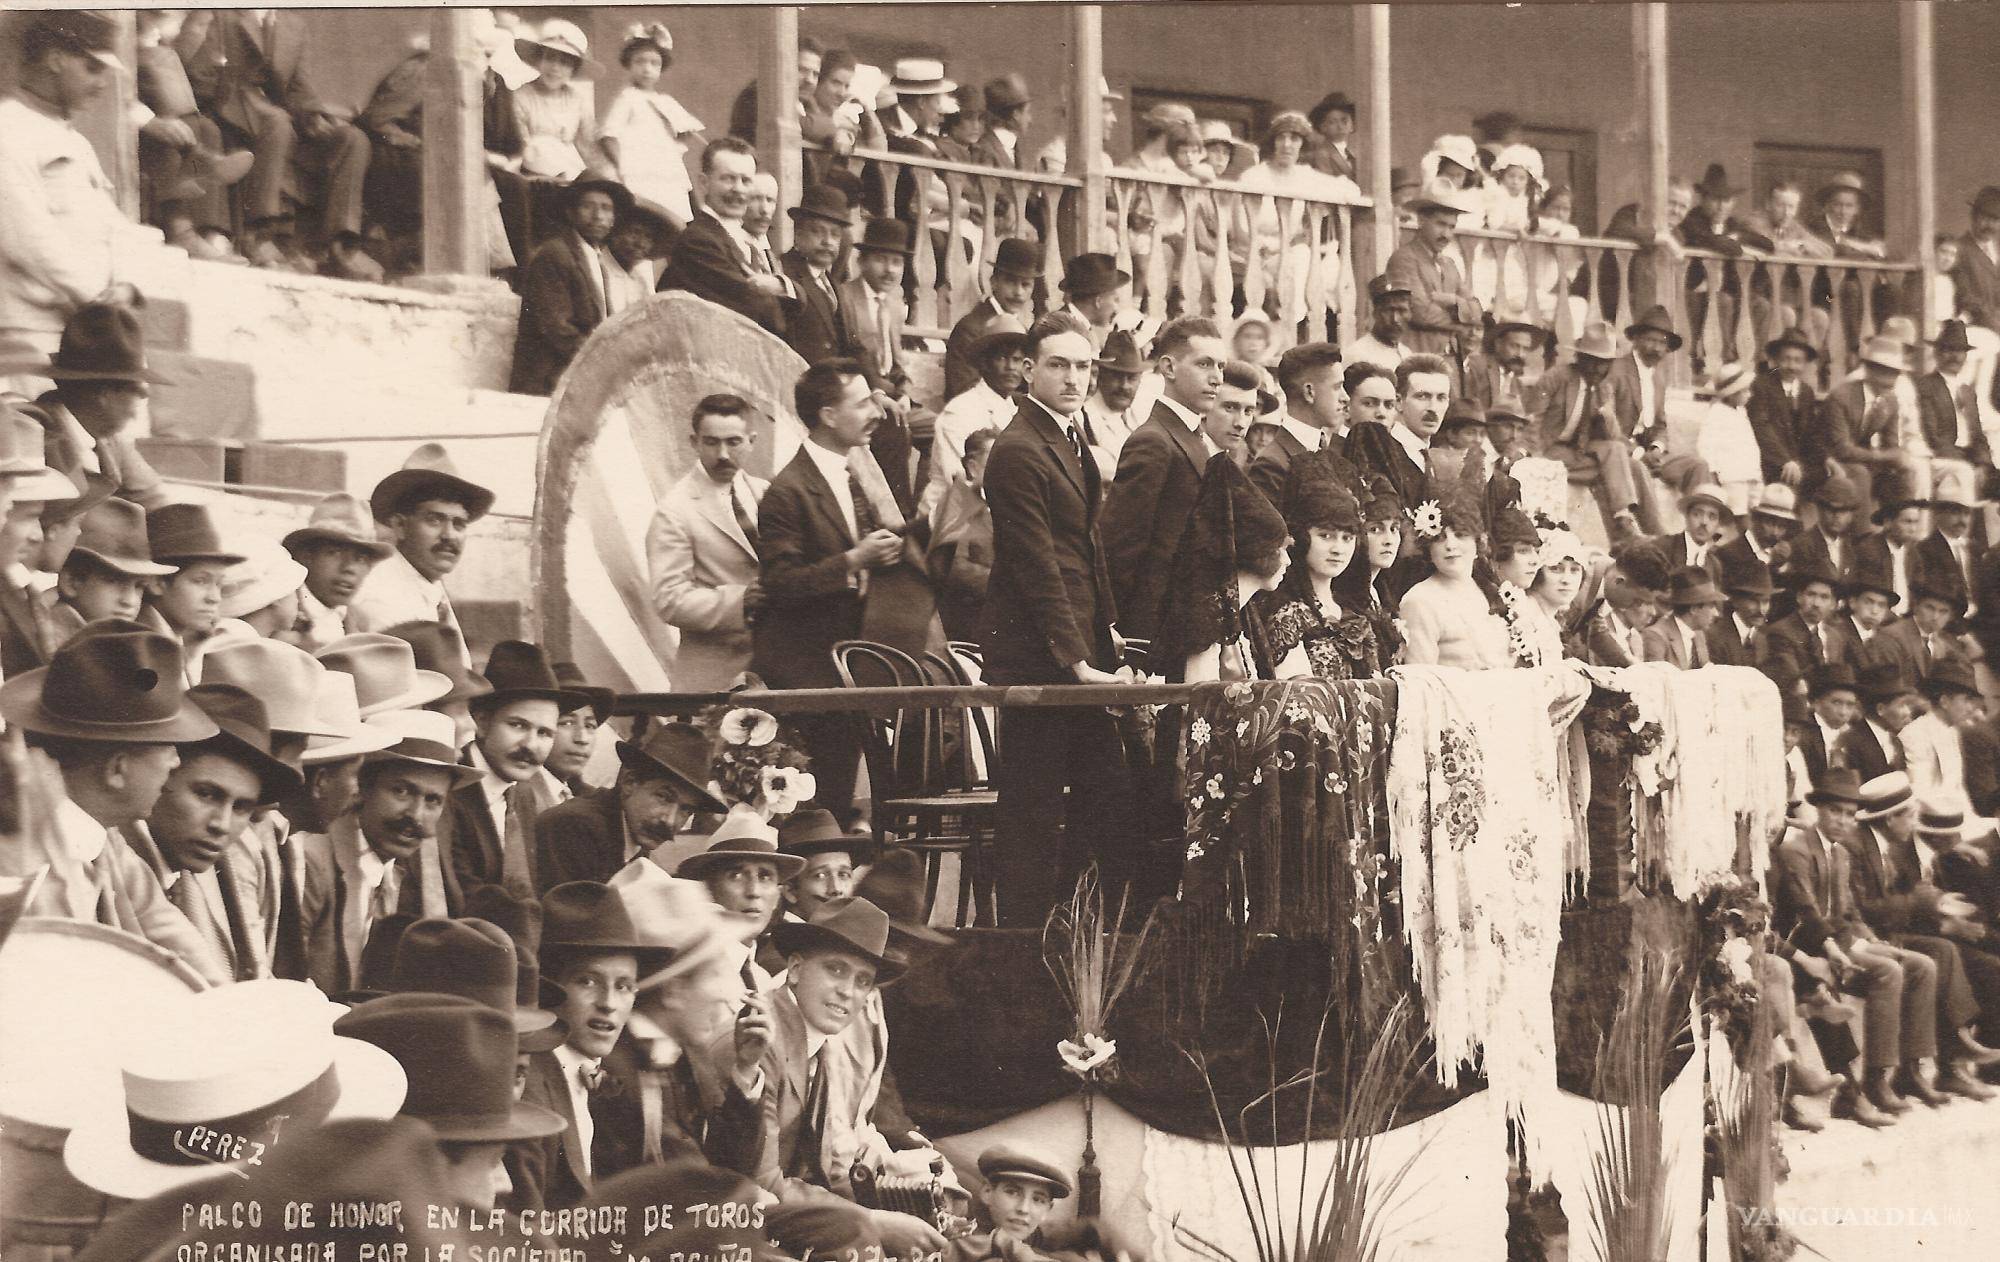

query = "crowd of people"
[[17, 6, 2000, 1253]]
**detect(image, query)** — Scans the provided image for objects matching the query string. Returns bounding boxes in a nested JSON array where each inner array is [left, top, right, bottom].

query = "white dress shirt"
[[348, 548, 469, 664], [1681, 533, 1709, 568], [1389, 420, 1429, 469], [335, 824, 399, 985], [800, 438, 859, 542], [468, 744, 518, 843], [1279, 416, 1327, 452], [1631, 353, 1658, 429]]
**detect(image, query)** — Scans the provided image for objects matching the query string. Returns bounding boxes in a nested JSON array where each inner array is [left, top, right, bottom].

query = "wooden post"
[[1901, 1, 1937, 342], [1632, 2, 1670, 236], [757, 6, 803, 252], [1355, 4, 1393, 306], [421, 8, 486, 278], [1069, 3, 1110, 255]]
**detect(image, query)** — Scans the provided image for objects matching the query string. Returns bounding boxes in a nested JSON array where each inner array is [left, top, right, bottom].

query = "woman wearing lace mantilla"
[[1158, 454, 1293, 683], [1398, 449, 1513, 669], [1252, 449, 1385, 680]]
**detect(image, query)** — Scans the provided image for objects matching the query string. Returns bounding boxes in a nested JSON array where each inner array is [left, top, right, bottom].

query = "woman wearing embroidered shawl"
[[1251, 448, 1387, 680]]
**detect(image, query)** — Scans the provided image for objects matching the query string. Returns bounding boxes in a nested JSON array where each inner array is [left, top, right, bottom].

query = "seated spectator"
[[1385, 182, 1483, 360], [606, 201, 673, 299], [1052, 253, 1128, 351], [348, 446, 494, 658], [133, 11, 252, 257], [676, 813, 801, 989], [927, 425, 997, 642], [8, 302, 171, 514], [1535, 323, 1645, 543], [972, 74, 1032, 171], [944, 1146, 1072, 1262], [1232, 316, 1272, 367], [1462, 318, 1546, 416], [1903, 659, 1984, 812], [143, 502, 246, 670], [1308, 92, 1359, 183], [1653, 482, 1729, 575], [1419, 134, 1481, 190], [181, 8, 370, 252], [1744, 179, 1834, 261], [1920, 467, 1981, 618], [658, 137, 796, 337], [939, 84, 985, 163], [924, 317, 1026, 516], [510, 178, 633, 396], [1696, 361, 1764, 516], [1917, 320, 1990, 466], [1963, 703, 2000, 818], [535, 725, 725, 891], [781, 184, 857, 365], [1839, 662, 1922, 781], [511, 19, 601, 184], [1709, 558, 1776, 667], [1641, 566, 1726, 668], [1862, 579, 1967, 695], [1814, 172, 1888, 260], [1484, 395, 1532, 467], [1577, 541, 1669, 668], [1747, 327, 1820, 488], [1235, 112, 1358, 320], [1853, 485, 1930, 614], [1342, 275, 1414, 372], [46, 498, 162, 642], [1828, 557, 1898, 666], [0, 409, 78, 675], [1432, 400, 1486, 454], [1761, 560, 1849, 695], [1952, 187, 2000, 335], [1201, 119, 1251, 182], [1714, 483, 1797, 587], [944, 238, 1038, 400], [728, 36, 821, 144], [598, 23, 704, 228], [843, 219, 928, 511]]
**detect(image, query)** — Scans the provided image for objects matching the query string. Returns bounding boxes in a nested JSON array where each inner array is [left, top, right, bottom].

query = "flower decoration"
[[700, 704, 814, 820], [1409, 499, 1444, 540], [720, 707, 779, 747], [1496, 582, 1537, 667], [1190, 716, 1212, 746], [760, 766, 817, 816], [1058, 1032, 1117, 1076]]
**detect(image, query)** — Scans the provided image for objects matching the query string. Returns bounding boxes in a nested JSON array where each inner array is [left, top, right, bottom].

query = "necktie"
[[434, 592, 464, 651], [848, 470, 880, 540], [500, 781, 536, 893], [729, 480, 759, 548], [874, 294, 895, 375], [1808, 625, 1823, 662], [369, 860, 402, 920], [1957, 382, 1978, 447], [798, 1047, 830, 1185], [578, 1060, 606, 1093], [1075, 411, 1099, 450], [169, 874, 236, 976]]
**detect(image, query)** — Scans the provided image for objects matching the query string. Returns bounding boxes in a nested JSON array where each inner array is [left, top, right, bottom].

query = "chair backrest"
[[943, 642, 998, 776], [924, 649, 993, 788], [831, 639, 929, 798]]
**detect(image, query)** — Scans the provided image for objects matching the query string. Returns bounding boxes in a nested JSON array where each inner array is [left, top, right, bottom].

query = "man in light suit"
[[648, 395, 771, 692], [657, 138, 797, 336], [1641, 566, 1724, 668], [1382, 182, 1482, 361], [1819, 336, 1915, 511], [179, 7, 370, 241], [840, 219, 926, 515]]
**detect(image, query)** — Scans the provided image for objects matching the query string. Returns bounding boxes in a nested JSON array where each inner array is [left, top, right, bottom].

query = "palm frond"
[[1044, 867, 1161, 1037], [1584, 946, 1688, 1262]]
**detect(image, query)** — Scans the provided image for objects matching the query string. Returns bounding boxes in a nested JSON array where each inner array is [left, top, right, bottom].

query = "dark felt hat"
[[1366, 273, 1411, 301], [1624, 304, 1684, 351], [369, 443, 496, 523], [1805, 660, 1859, 700], [777, 807, 878, 865], [568, 177, 636, 218], [38, 302, 166, 384], [1840, 554, 1898, 604], [852, 846, 951, 946], [1096, 329, 1145, 373], [22, 10, 122, 66], [389, 914, 562, 1051], [463, 882, 571, 1031], [1812, 477, 1862, 512], [1857, 659, 1917, 707], [1806, 766, 1864, 807], [553, 660, 618, 723], [539, 880, 675, 971], [1973, 186, 2000, 219], [615, 722, 727, 813], [478, 640, 589, 712], [857, 217, 915, 257], [1664, 565, 1724, 607], [1764, 326, 1819, 361], [334, 993, 565, 1142], [982, 73, 1030, 114], [0, 622, 215, 743], [382, 620, 492, 704], [1060, 252, 1128, 298], [1718, 557, 1780, 597], [1786, 555, 1841, 594], [1438, 399, 1487, 433], [69, 496, 176, 577], [1922, 657, 1981, 702], [788, 183, 852, 226], [1933, 319, 1974, 354], [146, 502, 246, 565], [1694, 162, 1743, 199], [992, 236, 1040, 281], [767, 896, 906, 984], [1908, 575, 1968, 616], [185, 683, 304, 803]]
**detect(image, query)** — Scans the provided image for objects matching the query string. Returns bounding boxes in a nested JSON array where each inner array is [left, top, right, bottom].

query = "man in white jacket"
[[647, 394, 769, 691]]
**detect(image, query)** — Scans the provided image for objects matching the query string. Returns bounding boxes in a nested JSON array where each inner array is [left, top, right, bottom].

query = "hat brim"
[[518, 1014, 568, 1054], [1764, 336, 1819, 361], [282, 526, 394, 559], [676, 847, 806, 881], [1723, 578, 1781, 598], [206, 727, 306, 804], [787, 205, 851, 227], [220, 569, 308, 621], [765, 921, 905, 984], [302, 720, 402, 765], [62, 1036, 406, 1201], [425, 1097, 567, 1144], [1855, 798, 1917, 824], [1751, 502, 1800, 523], [782, 834, 880, 865], [1624, 323, 1685, 351], [68, 544, 178, 578], [370, 469, 496, 523], [0, 669, 220, 744], [43, 364, 171, 385], [354, 670, 457, 719], [1860, 351, 1906, 372], [1059, 269, 1131, 298], [0, 467, 82, 503], [515, 37, 599, 71], [363, 747, 482, 788], [1678, 491, 1731, 516], [1805, 788, 1862, 807], [888, 918, 954, 947], [858, 239, 917, 258], [1491, 321, 1547, 344], [614, 744, 728, 814], [541, 939, 676, 975]]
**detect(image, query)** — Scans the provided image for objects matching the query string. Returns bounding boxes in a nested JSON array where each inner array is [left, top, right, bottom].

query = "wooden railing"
[[1446, 225, 1648, 362]]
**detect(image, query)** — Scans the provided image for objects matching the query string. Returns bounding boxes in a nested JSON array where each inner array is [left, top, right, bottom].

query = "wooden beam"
[[421, 9, 486, 277], [1901, 1, 1938, 342], [1355, 3, 1394, 300], [757, 6, 803, 250], [1068, 3, 1110, 254], [1632, 2, 1670, 236]]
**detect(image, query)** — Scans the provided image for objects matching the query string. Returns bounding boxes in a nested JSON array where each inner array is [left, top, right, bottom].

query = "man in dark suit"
[[1836, 663, 1921, 783], [534, 725, 726, 892], [779, 184, 854, 366], [658, 138, 797, 336], [943, 239, 1038, 400], [1347, 353, 1453, 528], [1915, 321, 1991, 466], [1961, 712, 2000, 818], [1825, 556, 1899, 669], [1950, 187, 2000, 335], [1747, 329, 1820, 487], [1248, 342, 1347, 507], [1851, 487, 1933, 617], [752, 360, 904, 824], [1460, 319, 1547, 418], [179, 8, 369, 242], [0, 407, 79, 675], [1798, 662, 1860, 787], [449, 642, 584, 899], [1784, 477, 1864, 589], [1916, 465, 1984, 620], [982, 313, 1140, 927], [1708, 557, 1776, 668], [1759, 558, 1848, 685], [1861, 580, 1967, 694], [509, 179, 631, 396], [1101, 316, 1227, 645], [356, 36, 526, 250], [1819, 337, 1914, 509]]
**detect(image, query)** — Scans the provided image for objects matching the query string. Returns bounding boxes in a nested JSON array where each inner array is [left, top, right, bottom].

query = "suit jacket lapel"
[[544, 1054, 592, 1189], [794, 451, 858, 548], [0, 582, 47, 662], [1019, 402, 1087, 501], [1155, 401, 1208, 474], [454, 782, 503, 880]]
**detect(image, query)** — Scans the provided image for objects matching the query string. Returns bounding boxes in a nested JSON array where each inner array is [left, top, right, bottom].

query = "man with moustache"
[[298, 709, 476, 993], [657, 137, 796, 336], [510, 177, 634, 396], [349, 444, 495, 668], [535, 723, 727, 892], [449, 640, 585, 898], [1535, 324, 1646, 542], [1340, 275, 1415, 373], [648, 395, 770, 693], [1384, 183, 1483, 361], [127, 683, 302, 982], [983, 313, 1139, 926], [283, 492, 392, 650], [1347, 353, 1452, 514], [1080, 330, 1148, 478], [1462, 319, 1547, 416], [1102, 315, 1228, 646], [780, 185, 856, 366]]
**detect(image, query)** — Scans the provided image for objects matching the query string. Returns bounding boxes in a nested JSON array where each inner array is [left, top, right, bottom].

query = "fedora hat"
[[778, 807, 878, 864], [889, 56, 955, 95], [857, 217, 915, 258], [0, 623, 215, 743], [1930, 462, 1980, 512], [788, 183, 852, 227], [1664, 566, 1724, 607], [1408, 178, 1480, 217], [974, 313, 1030, 364], [1367, 273, 1412, 302], [1572, 322, 1619, 361], [479, 640, 588, 712], [982, 73, 1029, 115], [539, 880, 675, 971], [1922, 657, 1981, 702], [389, 916, 560, 1049], [1678, 482, 1731, 518], [186, 683, 304, 803], [369, 443, 496, 524], [317, 633, 454, 717], [768, 896, 905, 984], [853, 846, 951, 947], [607, 862, 734, 992], [35, 302, 169, 385], [218, 538, 307, 619], [1839, 555, 1898, 604], [64, 980, 406, 1200], [1908, 575, 1968, 615], [1438, 399, 1486, 433], [1624, 305, 1683, 351], [554, 660, 617, 723], [146, 502, 246, 566], [1694, 163, 1743, 199], [196, 638, 346, 737], [1816, 170, 1868, 205], [1857, 660, 1917, 707], [1855, 771, 1915, 822], [282, 493, 391, 558], [1096, 328, 1145, 374], [462, 884, 568, 1047], [1718, 557, 1779, 598], [68, 496, 177, 577], [1060, 252, 1128, 299], [382, 620, 492, 704], [1806, 766, 1864, 807], [676, 810, 805, 881], [1932, 319, 1974, 354], [1764, 327, 1819, 362], [1489, 315, 1547, 346], [1751, 483, 1800, 523], [514, 17, 595, 68], [991, 237, 1040, 282], [300, 668, 399, 765], [362, 709, 481, 787], [567, 177, 636, 218], [1805, 660, 1859, 700], [1786, 554, 1841, 595], [335, 993, 564, 1143], [978, 1145, 1073, 1197], [615, 722, 727, 813], [0, 401, 82, 503], [1974, 186, 2000, 219], [1857, 334, 1907, 372], [1812, 476, 1862, 512], [1869, 470, 1927, 525]]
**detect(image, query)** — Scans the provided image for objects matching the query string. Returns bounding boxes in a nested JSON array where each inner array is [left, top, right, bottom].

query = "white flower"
[[1206, 775, 1224, 797], [1190, 717, 1212, 746], [761, 765, 816, 814], [1719, 937, 1754, 985], [1058, 1032, 1117, 1075], [1409, 501, 1444, 539], [720, 707, 779, 747]]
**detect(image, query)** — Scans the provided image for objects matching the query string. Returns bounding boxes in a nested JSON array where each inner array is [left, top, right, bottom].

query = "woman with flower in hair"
[[1397, 453, 1512, 669], [1158, 454, 1293, 683], [1252, 450, 1384, 680]]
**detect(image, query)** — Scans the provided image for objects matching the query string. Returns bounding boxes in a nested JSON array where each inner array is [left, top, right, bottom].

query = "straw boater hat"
[[675, 810, 805, 881], [67, 496, 177, 577], [1914, 797, 1988, 844], [335, 993, 564, 1143], [889, 57, 955, 96], [1707, 360, 1756, 402], [317, 633, 454, 717], [614, 722, 728, 814], [369, 443, 496, 524], [768, 896, 907, 984], [0, 623, 216, 744], [185, 684, 304, 804], [1855, 771, 1916, 823], [197, 638, 347, 738], [363, 709, 481, 787], [283, 492, 394, 559], [64, 980, 407, 1199]]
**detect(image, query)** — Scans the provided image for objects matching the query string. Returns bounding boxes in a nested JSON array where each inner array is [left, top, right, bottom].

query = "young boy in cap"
[[451, 640, 587, 897], [536, 722, 727, 891], [48, 497, 174, 642], [678, 812, 804, 989], [0, 621, 229, 983], [143, 502, 247, 669], [283, 492, 393, 649], [348, 444, 496, 661], [944, 1146, 1072, 1262]]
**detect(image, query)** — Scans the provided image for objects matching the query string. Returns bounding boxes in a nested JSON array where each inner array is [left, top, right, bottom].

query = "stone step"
[[148, 349, 258, 443], [136, 294, 192, 353]]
